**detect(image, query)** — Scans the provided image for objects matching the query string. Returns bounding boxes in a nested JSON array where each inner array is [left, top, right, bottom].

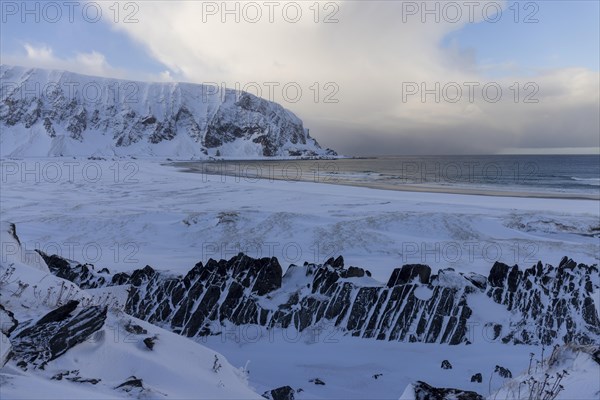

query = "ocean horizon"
[[177, 154, 600, 199]]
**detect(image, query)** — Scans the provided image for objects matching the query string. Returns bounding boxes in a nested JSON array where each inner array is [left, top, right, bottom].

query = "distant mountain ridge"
[[0, 65, 337, 158]]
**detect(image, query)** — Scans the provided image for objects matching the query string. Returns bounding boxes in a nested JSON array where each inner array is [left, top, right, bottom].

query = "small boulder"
[[262, 385, 295, 400], [441, 360, 453, 370], [470, 373, 482, 383], [345, 266, 365, 278], [309, 378, 326, 385], [143, 337, 155, 350], [115, 376, 144, 392], [125, 320, 148, 335], [494, 365, 512, 378], [412, 381, 484, 400]]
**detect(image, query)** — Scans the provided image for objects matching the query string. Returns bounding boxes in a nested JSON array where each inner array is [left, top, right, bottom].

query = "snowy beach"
[[2, 158, 598, 280]]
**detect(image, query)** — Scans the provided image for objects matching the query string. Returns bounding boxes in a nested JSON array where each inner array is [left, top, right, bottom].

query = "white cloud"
[[23, 43, 54, 61], [2, 43, 174, 83], [3, 43, 127, 79], [97, 0, 598, 154]]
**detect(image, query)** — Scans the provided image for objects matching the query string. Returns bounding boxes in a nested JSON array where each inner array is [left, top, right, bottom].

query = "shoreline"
[[173, 161, 600, 201]]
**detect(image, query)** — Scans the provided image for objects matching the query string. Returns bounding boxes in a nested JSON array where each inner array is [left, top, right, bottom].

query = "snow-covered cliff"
[[0, 65, 336, 158]]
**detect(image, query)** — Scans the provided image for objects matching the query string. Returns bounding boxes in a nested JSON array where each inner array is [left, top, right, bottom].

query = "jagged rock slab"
[[41, 252, 600, 347], [37, 250, 110, 289], [115, 254, 474, 344], [11, 300, 107, 369], [488, 257, 600, 345]]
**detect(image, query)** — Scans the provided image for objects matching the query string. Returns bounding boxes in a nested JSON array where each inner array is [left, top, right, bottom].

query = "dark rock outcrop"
[[487, 258, 600, 345], [387, 264, 431, 286], [441, 360, 452, 369], [263, 385, 295, 400], [0, 304, 19, 336], [11, 301, 107, 369], [37, 251, 109, 289], [42, 252, 600, 347], [120, 254, 473, 344], [412, 381, 484, 400], [115, 376, 144, 392], [470, 373, 482, 383], [124, 320, 148, 335], [493, 365, 512, 379], [51, 370, 101, 385], [124, 253, 283, 337], [143, 337, 156, 350]]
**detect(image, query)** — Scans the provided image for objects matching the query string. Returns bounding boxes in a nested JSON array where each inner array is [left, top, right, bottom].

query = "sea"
[[177, 154, 600, 199]]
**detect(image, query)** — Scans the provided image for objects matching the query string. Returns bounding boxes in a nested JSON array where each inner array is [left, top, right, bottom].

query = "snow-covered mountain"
[[0, 65, 337, 159]]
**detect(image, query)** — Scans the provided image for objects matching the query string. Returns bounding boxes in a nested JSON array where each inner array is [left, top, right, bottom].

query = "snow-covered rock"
[[0, 65, 337, 158], [0, 332, 11, 367], [489, 344, 600, 400], [38, 251, 600, 347], [487, 258, 600, 345], [11, 300, 108, 369], [399, 380, 484, 399], [0, 223, 261, 399], [0, 221, 49, 272]]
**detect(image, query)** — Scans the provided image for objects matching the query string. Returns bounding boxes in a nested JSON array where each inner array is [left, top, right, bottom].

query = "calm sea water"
[[180, 155, 600, 198]]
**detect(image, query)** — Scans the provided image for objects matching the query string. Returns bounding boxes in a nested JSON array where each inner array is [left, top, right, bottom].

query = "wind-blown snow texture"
[[0, 65, 336, 158]]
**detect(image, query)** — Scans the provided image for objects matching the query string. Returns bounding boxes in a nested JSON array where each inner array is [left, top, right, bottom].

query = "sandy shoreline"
[[173, 161, 600, 201]]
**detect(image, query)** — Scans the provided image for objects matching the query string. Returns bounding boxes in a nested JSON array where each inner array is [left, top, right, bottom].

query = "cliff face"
[[0, 65, 336, 158], [40, 251, 600, 347]]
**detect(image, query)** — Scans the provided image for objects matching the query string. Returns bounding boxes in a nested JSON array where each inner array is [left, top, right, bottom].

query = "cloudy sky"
[[1, 0, 598, 155]]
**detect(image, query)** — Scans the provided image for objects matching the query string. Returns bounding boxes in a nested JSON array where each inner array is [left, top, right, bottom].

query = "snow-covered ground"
[[203, 330, 538, 399], [1, 158, 597, 281]]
